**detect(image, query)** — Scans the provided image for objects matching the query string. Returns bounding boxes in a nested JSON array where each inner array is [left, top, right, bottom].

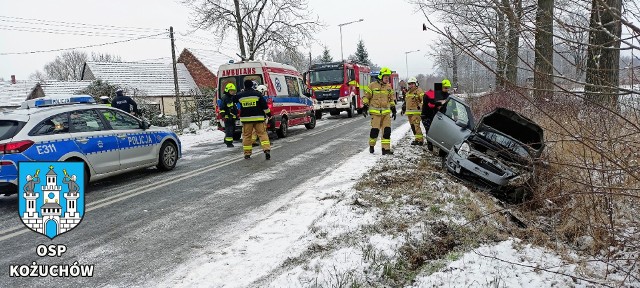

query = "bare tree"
[[44, 50, 88, 81], [533, 0, 555, 101], [29, 71, 47, 82], [41, 50, 123, 81], [91, 52, 122, 62], [584, 0, 623, 106], [185, 0, 321, 61], [267, 48, 308, 72]]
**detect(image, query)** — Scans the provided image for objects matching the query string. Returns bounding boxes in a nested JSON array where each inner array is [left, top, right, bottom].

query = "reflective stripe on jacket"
[[404, 87, 424, 115], [233, 89, 270, 123], [363, 81, 395, 114]]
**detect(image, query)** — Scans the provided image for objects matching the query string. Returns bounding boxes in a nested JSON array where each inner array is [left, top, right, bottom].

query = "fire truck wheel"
[[347, 102, 355, 118]]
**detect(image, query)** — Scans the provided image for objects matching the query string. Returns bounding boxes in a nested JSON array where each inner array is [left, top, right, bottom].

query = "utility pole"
[[169, 26, 182, 130]]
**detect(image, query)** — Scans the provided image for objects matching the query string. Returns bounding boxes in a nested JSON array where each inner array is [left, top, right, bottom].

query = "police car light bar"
[[21, 95, 96, 109]]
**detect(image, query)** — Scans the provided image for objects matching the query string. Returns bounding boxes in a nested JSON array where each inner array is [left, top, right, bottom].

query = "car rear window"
[[0, 120, 25, 141]]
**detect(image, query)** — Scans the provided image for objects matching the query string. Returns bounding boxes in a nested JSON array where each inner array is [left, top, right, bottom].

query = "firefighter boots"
[[265, 150, 271, 160], [369, 146, 375, 154], [382, 149, 394, 155]]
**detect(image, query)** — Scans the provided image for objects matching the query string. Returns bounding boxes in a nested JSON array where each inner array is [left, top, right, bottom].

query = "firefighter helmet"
[[442, 79, 452, 88], [256, 85, 268, 94], [225, 83, 237, 93], [378, 67, 392, 79], [408, 77, 418, 84]]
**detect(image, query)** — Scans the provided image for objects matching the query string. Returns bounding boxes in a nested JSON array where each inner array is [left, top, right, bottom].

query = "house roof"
[[82, 62, 200, 96], [0, 80, 37, 107], [38, 80, 92, 96], [182, 48, 228, 75]]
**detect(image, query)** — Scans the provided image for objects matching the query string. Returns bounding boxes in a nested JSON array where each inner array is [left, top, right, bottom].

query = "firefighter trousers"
[[369, 114, 392, 150], [242, 121, 270, 155], [408, 115, 423, 143], [224, 118, 236, 145]]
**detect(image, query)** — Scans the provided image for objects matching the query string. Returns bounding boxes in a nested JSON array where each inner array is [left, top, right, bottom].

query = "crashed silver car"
[[426, 99, 544, 191]]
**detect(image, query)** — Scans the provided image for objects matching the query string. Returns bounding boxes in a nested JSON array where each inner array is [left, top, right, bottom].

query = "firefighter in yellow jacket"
[[363, 67, 397, 155], [401, 77, 425, 145]]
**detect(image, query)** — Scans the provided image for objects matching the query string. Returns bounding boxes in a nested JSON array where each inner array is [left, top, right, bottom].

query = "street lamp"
[[404, 49, 420, 79], [338, 19, 364, 61]]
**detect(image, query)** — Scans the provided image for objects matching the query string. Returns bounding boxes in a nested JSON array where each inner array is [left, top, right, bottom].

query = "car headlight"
[[458, 142, 471, 159]]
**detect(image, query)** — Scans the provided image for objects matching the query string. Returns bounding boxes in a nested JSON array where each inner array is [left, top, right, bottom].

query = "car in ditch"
[[426, 98, 544, 196]]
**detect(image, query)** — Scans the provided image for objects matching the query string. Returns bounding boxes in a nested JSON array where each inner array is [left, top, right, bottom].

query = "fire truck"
[[305, 61, 371, 119], [214, 60, 316, 139], [370, 70, 401, 101]]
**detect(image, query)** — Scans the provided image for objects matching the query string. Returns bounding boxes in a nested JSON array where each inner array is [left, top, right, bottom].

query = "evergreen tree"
[[353, 40, 371, 65], [320, 47, 333, 63]]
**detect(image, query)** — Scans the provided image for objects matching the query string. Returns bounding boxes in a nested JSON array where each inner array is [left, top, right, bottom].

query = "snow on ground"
[[411, 238, 580, 288], [177, 121, 225, 152], [152, 121, 412, 288]]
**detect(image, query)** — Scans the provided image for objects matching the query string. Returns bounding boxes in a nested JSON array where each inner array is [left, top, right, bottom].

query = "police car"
[[0, 95, 181, 195]]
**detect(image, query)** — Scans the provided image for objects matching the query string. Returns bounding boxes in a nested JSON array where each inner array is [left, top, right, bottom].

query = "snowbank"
[[177, 121, 225, 152]]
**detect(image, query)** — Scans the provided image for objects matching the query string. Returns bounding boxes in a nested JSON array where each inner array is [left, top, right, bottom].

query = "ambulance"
[[215, 60, 316, 139]]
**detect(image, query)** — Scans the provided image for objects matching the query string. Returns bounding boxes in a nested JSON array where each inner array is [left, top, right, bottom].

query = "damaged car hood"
[[475, 108, 544, 158]]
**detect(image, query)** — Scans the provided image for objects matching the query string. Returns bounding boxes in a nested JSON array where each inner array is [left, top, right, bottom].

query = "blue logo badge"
[[18, 162, 85, 239], [274, 78, 282, 92]]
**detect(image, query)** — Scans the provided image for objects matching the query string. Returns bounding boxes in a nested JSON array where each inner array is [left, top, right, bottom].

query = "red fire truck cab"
[[215, 60, 316, 139], [305, 61, 371, 119]]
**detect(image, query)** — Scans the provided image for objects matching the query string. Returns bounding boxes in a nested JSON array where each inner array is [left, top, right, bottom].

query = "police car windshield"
[[310, 70, 343, 86], [0, 120, 23, 141]]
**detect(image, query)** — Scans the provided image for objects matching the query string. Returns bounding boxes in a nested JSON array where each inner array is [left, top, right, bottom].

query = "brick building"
[[178, 48, 226, 90]]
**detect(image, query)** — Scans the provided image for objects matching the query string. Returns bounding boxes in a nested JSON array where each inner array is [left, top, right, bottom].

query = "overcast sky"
[[0, 0, 440, 81]]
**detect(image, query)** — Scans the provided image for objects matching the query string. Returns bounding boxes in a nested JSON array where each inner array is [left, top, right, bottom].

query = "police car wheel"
[[65, 158, 89, 191], [157, 141, 178, 171]]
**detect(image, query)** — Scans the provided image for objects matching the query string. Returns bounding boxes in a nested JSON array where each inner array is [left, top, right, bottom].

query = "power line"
[[0, 19, 163, 33], [0, 15, 165, 32], [0, 32, 166, 55], [0, 24, 166, 38]]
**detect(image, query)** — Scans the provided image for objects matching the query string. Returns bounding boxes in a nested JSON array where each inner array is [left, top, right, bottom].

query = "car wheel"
[[305, 114, 316, 129], [315, 110, 323, 119], [157, 141, 178, 171], [277, 118, 288, 138], [347, 101, 355, 118], [65, 158, 90, 192]]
